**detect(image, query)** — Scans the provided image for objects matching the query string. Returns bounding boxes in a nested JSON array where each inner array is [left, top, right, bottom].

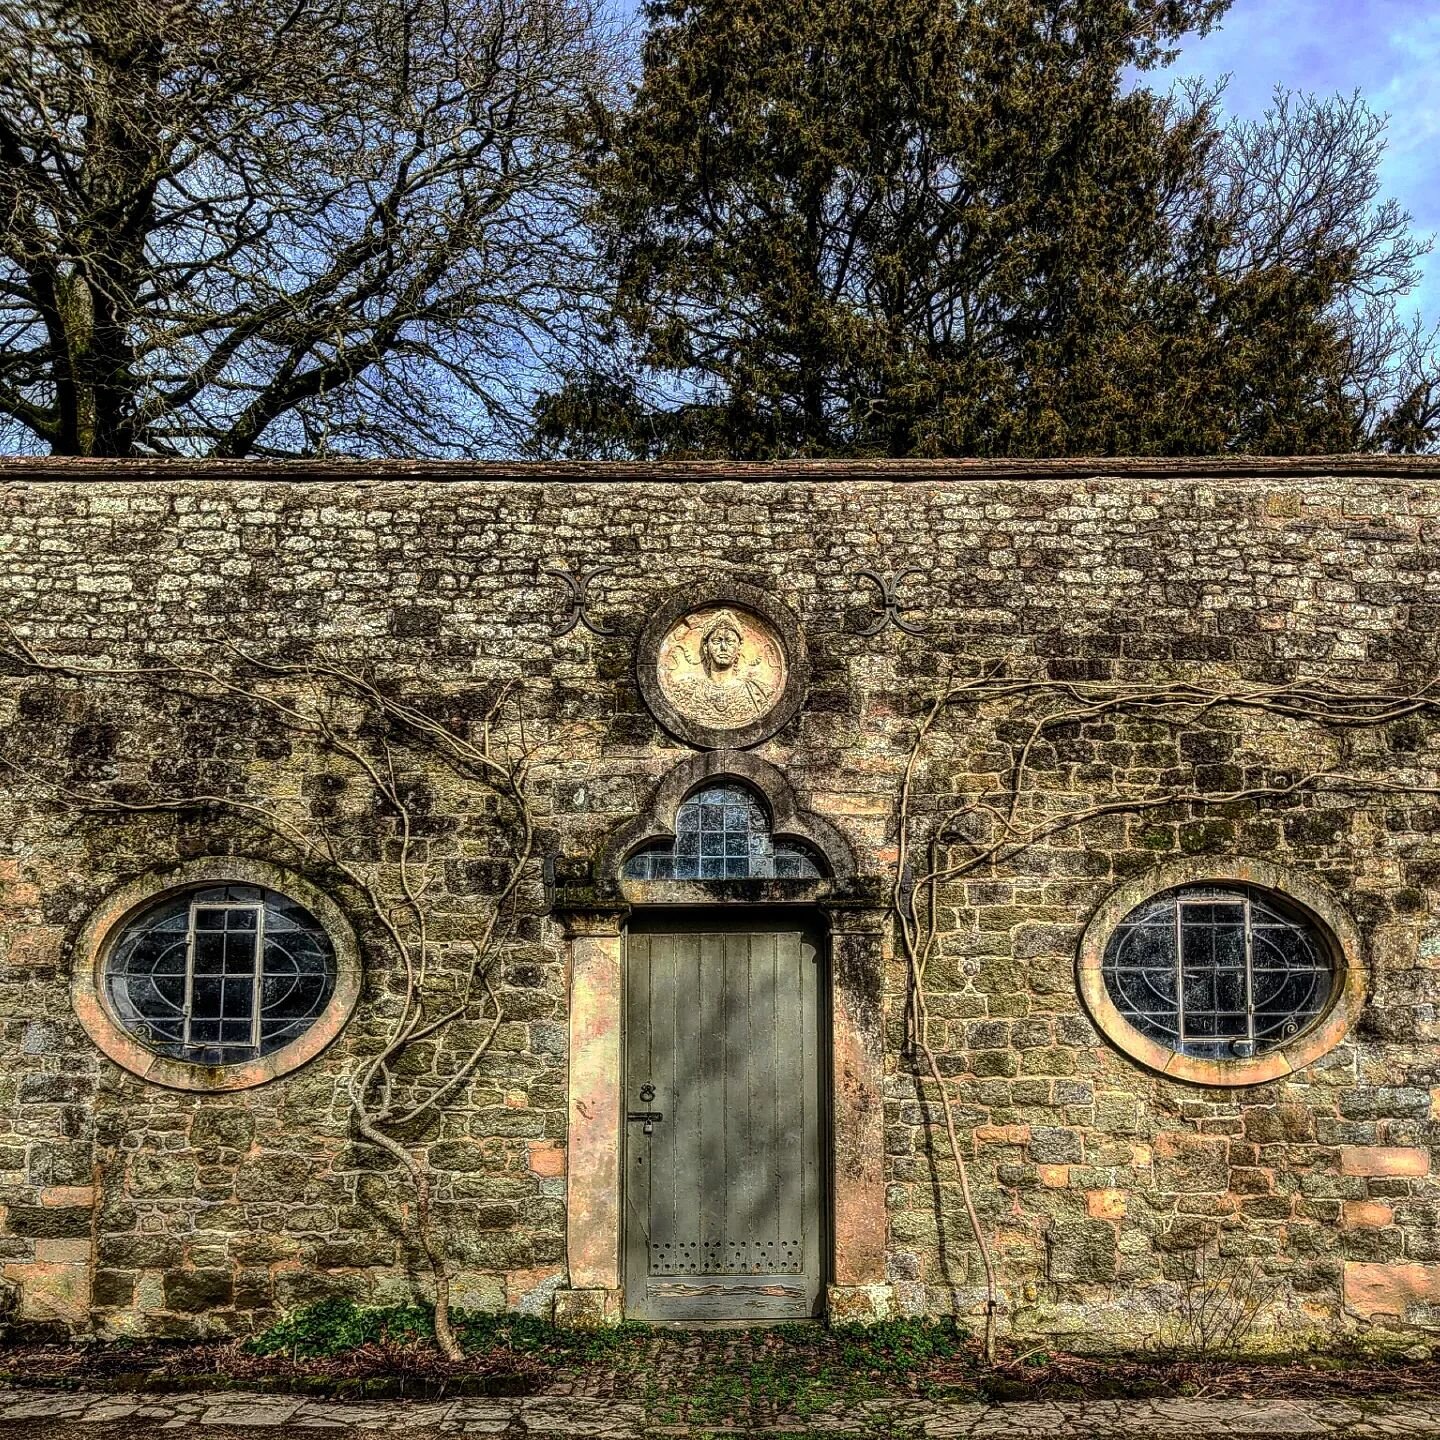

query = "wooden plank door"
[[623, 922, 824, 1322]]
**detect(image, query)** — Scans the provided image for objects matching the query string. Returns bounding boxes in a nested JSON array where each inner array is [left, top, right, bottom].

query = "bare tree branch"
[[0, 0, 621, 457]]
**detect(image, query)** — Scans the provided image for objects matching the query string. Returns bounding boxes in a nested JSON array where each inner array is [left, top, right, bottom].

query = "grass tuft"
[[244, 1299, 432, 1358]]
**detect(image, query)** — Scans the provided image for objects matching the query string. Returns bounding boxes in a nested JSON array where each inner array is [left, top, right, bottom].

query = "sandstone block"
[[1086, 1189, 1127, 1220], [1344, 1200, 1395, 1229], [526, 1140, 566, 1178], [4, 926, 64, 969], [34, 1239, 90, 1264], [1344, 1262, 1440, 1318], [505, 1263, 565, 1314], [3, 1259, 90, 1323], [974, 1124, 1030, 1145], [1341, 1147, 1430, 1177], [39, 1187, 95, 1209]]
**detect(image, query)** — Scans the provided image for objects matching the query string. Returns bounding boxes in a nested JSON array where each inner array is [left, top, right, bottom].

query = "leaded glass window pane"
[[187, 904, 260, 1049], [623, 781, 824, 882], [105, 885, 336, 1066], [1100, 885, 1333, 1060]]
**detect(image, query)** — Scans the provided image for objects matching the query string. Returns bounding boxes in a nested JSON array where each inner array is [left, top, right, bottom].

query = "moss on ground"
[[3, 1302, 1439, 1417]]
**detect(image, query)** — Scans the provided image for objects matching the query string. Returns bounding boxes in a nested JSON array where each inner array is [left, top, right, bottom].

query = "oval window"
[[73, 860, 361, 1091], [1101, 885, 1334, 1061], [104, 884, 337, 1066], [1078, 864, 1362, 1086]]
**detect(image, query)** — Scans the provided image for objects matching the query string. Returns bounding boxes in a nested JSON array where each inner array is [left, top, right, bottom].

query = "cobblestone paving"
[[3, 1389, 1440, 1437]]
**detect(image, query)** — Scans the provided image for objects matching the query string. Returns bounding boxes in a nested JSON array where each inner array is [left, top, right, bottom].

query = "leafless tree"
[[1155, 1249, 1281, 1357], [1182, 86, 1440, 452], [0, 0, 620, 457]]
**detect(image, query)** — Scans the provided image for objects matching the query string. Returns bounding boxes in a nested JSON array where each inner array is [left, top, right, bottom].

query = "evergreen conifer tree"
[[535, 0, 1438, 457]]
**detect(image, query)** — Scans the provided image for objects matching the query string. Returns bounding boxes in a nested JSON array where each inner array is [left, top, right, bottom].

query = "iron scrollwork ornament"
[[543, 563, 618, 638], [854, 568, 928, 636]]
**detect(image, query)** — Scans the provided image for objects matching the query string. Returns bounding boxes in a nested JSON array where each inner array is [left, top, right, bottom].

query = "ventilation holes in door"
[[650, 1239, 804, 1275]]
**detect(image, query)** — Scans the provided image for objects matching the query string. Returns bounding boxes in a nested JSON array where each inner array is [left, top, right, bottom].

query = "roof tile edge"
[[0, 455, 1438, 483]]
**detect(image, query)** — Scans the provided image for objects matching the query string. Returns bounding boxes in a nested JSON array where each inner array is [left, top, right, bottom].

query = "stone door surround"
[[552, 753, 894, 1325]]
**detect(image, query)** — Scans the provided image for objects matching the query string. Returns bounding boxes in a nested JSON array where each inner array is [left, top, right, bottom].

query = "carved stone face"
[[656, 606, 787, 731], [637, 584, 808, 749], [702, 624, 741, 673]]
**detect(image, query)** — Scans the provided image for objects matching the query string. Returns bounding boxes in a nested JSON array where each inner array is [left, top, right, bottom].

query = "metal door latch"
[[627, 1111, 664, 1134]]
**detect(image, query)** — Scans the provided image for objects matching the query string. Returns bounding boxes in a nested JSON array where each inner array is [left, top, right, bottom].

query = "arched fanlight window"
[[623, 781, 825, 882], [104, 884, 337, 1066], [1100, 885, 1335, 1061]]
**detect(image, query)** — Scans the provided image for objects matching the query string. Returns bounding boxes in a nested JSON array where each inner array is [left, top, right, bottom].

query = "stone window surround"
[[553, 752, 894, 1325], [72, 856, 362, 1092], [1078, 857, 1365, 1087]]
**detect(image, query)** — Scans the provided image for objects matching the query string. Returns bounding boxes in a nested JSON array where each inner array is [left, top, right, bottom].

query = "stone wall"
[[3, 459, 1440, 1351]]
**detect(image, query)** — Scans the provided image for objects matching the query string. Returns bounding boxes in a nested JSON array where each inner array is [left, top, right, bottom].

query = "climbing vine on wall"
[[894, 666, 1440, 1362], [0, 632, 549, 1358]]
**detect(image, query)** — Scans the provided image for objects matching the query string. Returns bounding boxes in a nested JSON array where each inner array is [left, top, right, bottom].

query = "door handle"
[[627, 1110, 664, 1134]]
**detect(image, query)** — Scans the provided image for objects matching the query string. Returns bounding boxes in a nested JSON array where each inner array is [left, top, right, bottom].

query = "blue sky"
[[1164, 0, 1439, 324]]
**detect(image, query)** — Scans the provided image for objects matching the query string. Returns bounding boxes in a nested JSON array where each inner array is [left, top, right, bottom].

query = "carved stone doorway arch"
[[552, 754, 894, 1325]]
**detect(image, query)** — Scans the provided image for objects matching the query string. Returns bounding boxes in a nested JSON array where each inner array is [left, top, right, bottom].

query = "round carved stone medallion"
[[657, 606, 786, 731], [637, 584, 808, 750]]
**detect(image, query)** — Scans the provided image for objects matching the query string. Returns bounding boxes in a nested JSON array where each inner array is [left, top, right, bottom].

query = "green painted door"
[[624, 921, 824, 1322]]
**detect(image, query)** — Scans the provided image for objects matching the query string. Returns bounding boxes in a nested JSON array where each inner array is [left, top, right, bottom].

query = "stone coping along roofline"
[[2, 453, 1440, 484]]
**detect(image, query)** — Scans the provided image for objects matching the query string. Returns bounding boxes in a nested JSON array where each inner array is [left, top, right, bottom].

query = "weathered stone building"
[[3, 456, 1440, 1352]]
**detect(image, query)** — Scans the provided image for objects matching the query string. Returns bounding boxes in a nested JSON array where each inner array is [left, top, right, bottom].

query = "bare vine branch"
[[894, 664, 1440, 1363], [0, 630, 544, 1358]]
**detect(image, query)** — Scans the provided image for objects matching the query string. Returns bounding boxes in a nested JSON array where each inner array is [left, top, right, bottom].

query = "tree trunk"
[[50, 3, 166, 455], [356, 1114, 464, 1361]]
